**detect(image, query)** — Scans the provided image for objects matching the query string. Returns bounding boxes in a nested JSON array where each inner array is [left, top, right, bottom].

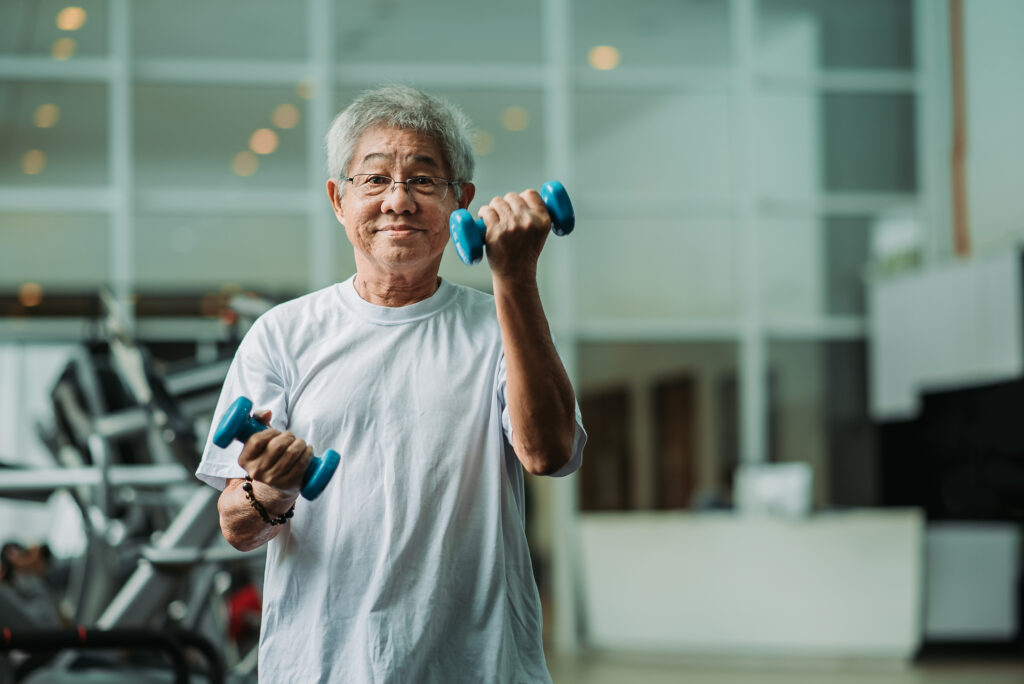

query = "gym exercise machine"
[[1, 293, 261, 683]]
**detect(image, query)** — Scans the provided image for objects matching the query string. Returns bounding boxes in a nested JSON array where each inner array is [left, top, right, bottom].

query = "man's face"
[[329, 126, 471, 276]]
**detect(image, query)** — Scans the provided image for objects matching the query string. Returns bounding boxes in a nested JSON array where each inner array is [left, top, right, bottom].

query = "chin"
[[373, 247, 432, 268]]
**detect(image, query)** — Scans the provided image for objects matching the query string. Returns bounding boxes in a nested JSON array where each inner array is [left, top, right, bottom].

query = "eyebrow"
[[359, 152, 441, 169]]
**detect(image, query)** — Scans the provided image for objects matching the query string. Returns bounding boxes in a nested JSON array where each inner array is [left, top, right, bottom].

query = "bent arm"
[[218, 478, 299, 552], [493, 273, 576, 475], [215, 412, 312, 551]]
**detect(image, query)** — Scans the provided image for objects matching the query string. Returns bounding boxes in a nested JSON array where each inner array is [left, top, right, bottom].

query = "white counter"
[[577, 509, 924, 660]]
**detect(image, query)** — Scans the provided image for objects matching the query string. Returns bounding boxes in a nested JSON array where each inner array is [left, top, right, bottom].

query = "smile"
[[377, 225, 423, 236]]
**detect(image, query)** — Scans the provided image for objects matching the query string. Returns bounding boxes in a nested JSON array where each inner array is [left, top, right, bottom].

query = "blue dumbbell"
[[213, 396, 339, 500], [449, 180, 575, 266]]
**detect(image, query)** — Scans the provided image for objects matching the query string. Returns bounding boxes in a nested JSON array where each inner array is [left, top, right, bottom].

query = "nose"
[[380, 180, 417, 213]]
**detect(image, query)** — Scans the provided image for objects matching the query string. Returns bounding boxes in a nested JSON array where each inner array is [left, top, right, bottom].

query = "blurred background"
[[2, 0, 1024, 682]]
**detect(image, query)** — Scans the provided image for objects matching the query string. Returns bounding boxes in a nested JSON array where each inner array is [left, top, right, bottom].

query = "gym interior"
[[2, 0, 1024, 682]]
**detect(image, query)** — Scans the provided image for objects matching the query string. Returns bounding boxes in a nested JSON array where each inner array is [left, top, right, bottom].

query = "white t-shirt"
[[196, 276, 585, 683]]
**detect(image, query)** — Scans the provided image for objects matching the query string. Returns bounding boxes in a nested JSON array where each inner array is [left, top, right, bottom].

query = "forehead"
[[349, 126, 446, 173]]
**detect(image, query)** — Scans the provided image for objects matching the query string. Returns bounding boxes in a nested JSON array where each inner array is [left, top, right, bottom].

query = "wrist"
[[491, 268, 539, 293], [244, 477, 298, 525]]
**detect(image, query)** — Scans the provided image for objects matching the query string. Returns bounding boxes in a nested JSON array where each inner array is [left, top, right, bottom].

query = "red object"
[[227, 584, 261, 642]]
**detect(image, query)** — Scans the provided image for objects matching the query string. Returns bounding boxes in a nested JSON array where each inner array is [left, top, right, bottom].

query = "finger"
[[504, 191, 529, 212], [236, 428, 280, 472], [520, 189, 547, 216], [255, 410, 272, 426], [265, 431, 299, 461], [517, 190, 551, 230], [246, 430, 296, 483], [273, 436, 310, 481], [482, 194, 519, 233], [501, 191, 549, 232], [478, 197, 507, 228]]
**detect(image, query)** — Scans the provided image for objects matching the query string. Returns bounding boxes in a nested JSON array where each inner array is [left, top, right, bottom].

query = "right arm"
[[217, 411, 312, 552]]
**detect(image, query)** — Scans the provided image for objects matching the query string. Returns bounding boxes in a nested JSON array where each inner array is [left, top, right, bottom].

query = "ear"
[[327, 179, 344, 222], [457, 182, 475, 211]]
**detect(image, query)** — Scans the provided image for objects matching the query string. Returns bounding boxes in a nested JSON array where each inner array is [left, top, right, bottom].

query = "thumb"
[[255, 409, 272, 427]]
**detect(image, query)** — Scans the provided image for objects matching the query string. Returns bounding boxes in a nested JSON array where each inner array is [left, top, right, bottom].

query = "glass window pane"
[[757, 92, 917, 197], [0, 213, 109, 288], [135, 84, 308, 190], [134, 214, 309, 293], [0, 82, 108, 186], [759, 219, 826, 317], [823, 216, 872, 315], [574, 0, 732, 69], [133, 1, 306, 60], [767, 340, 876, 507], [575, 92, 731, 200], [437, 89, 546, 209], [758, 0, 914, 71], [0, 1, 108, 57], [578, 341, 739, 512], [755, 92, 822, 198], [759, 216, 871, 317], [824, 93, 917, 193], [335, 0, 542, 65], [576, 219, 739, 320]]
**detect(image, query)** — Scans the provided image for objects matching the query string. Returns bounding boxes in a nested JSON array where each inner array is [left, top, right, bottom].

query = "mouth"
[[377, 224, 423, 236]]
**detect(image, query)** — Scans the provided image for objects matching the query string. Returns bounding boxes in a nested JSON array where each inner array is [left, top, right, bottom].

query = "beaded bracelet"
[[242, 476, 295, 526]]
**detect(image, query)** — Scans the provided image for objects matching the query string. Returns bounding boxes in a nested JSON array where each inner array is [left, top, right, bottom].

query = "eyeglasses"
[[342, 174, 457, 201]]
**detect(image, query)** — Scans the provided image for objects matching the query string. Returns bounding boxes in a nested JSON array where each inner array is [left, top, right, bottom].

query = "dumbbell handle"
[[213, 396, 339, 500], [449, 180, 575, 266]]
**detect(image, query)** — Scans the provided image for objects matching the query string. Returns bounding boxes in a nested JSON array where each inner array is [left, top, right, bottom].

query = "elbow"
[[221, 523, 258, 553], [519, 434, 574, 476], [524, 458, 567, 477]]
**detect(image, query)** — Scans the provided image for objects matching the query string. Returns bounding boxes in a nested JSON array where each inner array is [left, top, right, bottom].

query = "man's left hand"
[[477, 190, 551, 278]]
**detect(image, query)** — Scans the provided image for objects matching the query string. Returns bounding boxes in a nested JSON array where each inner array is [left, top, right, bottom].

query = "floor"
[[545, 652, 1024, 684]]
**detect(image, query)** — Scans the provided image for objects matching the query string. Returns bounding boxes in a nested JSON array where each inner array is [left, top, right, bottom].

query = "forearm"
[[218, 478, 298, 552], [493, 272, 576, 475]]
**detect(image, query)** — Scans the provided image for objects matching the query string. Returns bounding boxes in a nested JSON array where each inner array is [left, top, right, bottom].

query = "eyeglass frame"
[[340, 174, 462, 202]]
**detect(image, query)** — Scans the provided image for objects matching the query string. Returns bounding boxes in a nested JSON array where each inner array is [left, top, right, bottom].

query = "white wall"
[[965, 0, 1024, 254]]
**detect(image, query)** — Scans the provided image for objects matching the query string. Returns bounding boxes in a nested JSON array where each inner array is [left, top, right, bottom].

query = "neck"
[[353, 271, 441, 307]]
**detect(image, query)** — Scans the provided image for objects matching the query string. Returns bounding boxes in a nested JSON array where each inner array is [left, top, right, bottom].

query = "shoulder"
[[444, 282, 503, 348], [268, 283, 338, 319], [238, 284, 342, 354], [251, 284, 339, 331], [447, 281, 497, 317]]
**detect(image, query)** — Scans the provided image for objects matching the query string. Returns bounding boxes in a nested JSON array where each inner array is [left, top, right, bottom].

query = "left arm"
[[480, 191, 577, 475]]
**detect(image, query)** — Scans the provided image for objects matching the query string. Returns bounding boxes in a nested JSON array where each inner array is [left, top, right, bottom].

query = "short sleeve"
[[195, 317, 291, 490]]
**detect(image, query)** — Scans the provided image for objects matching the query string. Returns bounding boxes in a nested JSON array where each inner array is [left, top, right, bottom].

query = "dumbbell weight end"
[[448, 212, 486, 265]]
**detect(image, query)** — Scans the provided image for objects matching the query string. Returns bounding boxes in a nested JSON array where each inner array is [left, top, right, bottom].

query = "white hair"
[[325, 85, 475, 198]]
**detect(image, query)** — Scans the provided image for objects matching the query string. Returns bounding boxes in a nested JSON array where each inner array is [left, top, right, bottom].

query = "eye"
[[365, 175, 392, 185], [407, 176, 436, 187]]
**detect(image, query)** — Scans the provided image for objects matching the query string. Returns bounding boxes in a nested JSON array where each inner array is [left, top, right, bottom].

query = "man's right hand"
[[236, 410, 314, 496]]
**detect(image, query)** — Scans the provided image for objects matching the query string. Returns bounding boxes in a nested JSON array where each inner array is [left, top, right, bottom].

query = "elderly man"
[[196, 85, 586, 682]]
